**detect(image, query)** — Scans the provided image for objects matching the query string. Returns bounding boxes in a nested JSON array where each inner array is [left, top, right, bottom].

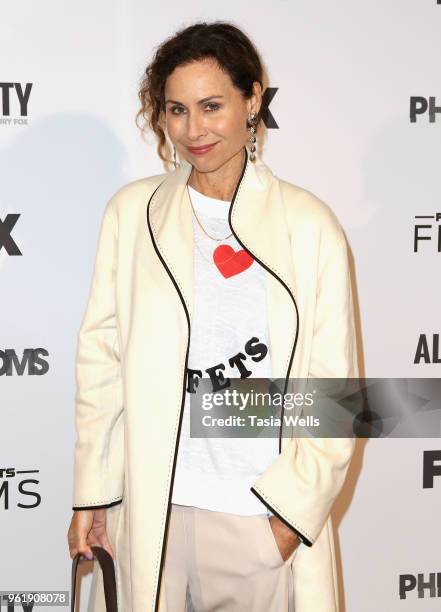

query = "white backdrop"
[[1, 1, 440, 610]]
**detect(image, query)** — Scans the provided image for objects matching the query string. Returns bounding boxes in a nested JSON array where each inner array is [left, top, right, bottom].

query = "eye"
[[205, 102, 220, 111], [169, 102, 220, 115], [170, 105, 185, 115]]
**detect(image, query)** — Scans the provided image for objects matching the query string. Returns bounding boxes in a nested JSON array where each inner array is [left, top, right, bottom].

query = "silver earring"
[[247, 112, 258, 162], [173, 144, 179, 169]]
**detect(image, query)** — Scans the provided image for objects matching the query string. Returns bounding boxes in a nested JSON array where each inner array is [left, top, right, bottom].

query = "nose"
[[186, 110, 208, 142]]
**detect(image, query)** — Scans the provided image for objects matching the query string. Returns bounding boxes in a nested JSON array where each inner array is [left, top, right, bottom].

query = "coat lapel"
[[147, 145, 298, 383]]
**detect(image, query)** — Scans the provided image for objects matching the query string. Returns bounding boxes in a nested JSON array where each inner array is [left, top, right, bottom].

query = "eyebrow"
[[165, 95, 225, 106]]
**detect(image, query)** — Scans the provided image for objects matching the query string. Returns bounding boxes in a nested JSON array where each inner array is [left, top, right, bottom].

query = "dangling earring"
[[247, 112, 258, 162], [173, 144, 180, 169]]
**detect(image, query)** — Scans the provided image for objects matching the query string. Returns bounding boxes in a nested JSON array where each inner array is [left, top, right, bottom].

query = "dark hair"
[[135, 21, 264, 167]]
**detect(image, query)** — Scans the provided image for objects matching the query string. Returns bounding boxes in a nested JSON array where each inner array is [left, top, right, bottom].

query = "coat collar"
[[147, 145, 298, 383], [147, 145, 296, 316]]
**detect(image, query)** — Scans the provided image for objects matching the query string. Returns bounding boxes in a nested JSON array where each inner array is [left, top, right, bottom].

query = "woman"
[[67, 21, 359, 612]]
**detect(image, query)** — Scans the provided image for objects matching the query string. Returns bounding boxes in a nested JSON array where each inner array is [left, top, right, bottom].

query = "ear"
[[249, 81, 263, 116]]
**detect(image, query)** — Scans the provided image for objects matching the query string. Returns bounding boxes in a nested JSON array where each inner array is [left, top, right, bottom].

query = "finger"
[[76, 535, 94, 560]]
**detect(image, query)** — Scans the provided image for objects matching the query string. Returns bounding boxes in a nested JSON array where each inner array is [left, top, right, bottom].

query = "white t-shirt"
[[171, 184, 279, 516]]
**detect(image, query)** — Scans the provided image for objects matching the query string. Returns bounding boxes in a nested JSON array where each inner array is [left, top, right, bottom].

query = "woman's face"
[[164, 58, 260, 171]]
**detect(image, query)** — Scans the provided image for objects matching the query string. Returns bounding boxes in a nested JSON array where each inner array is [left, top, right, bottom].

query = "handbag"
[[71, 545, 118, 612]]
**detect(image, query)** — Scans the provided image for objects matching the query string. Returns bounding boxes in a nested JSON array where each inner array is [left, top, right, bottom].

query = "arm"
[[251, 207, 358, 546], [72, 195, 124, 511]]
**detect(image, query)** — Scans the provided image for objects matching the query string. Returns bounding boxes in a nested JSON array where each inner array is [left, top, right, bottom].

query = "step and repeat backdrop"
[[1, 1, 440, 611]]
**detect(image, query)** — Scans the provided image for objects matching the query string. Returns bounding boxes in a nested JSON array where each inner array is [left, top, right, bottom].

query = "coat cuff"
[[250, 436, 355, 546], [251, 486, 313, 547], [72, 496, 123, 511]]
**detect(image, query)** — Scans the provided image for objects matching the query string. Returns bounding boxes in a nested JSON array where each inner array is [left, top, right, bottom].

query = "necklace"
[[187, 184, 233, 241], [193, 231, 218, 265], [191, 213, 233, 265]]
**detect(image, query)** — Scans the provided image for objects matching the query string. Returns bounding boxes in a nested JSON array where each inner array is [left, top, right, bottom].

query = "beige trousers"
[[163, 503, 298, 611]]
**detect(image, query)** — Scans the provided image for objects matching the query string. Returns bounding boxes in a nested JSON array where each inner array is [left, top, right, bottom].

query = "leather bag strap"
[[71, 546, 118, 612]]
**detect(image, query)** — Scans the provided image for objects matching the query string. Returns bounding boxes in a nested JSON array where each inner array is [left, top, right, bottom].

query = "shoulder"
[[276, 176, 346, 245], [106, 172, 169, 217]]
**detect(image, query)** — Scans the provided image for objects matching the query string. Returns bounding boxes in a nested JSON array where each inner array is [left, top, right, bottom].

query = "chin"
[[188, 158, 223, 173]]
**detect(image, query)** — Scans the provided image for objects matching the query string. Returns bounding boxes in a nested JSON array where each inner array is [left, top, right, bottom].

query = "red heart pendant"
[[212, 244, 254, 278]]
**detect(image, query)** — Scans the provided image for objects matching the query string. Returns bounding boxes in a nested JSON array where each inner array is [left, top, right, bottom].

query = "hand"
[[268, 515, 301, 562], [67, 508, 115, 562]]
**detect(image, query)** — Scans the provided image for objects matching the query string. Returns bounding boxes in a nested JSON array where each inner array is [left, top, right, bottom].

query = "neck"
[[187, 147, 246, 202]]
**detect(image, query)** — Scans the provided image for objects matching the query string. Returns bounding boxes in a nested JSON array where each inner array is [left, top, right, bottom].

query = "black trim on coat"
[[146, 179, 193, 612], [226, 146, 300, 455], [226, 147, 308, 547], [250, 486, 313, 547], [72, 498, 123, 511]]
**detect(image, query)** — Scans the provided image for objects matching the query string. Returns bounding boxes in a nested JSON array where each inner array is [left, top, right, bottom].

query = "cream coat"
[[72, 145, 359, 612]]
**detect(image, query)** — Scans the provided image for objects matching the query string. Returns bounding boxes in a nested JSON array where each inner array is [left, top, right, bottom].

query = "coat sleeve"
[[251, 207, 358, 546], [72, 194, 124, 511]]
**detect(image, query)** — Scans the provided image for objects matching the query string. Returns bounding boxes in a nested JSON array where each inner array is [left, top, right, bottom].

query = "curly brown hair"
[[135, 21, 264, 169]]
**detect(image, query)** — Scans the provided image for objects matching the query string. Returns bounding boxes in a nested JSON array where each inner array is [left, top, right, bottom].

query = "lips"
[[187, 142, 218, 155]]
